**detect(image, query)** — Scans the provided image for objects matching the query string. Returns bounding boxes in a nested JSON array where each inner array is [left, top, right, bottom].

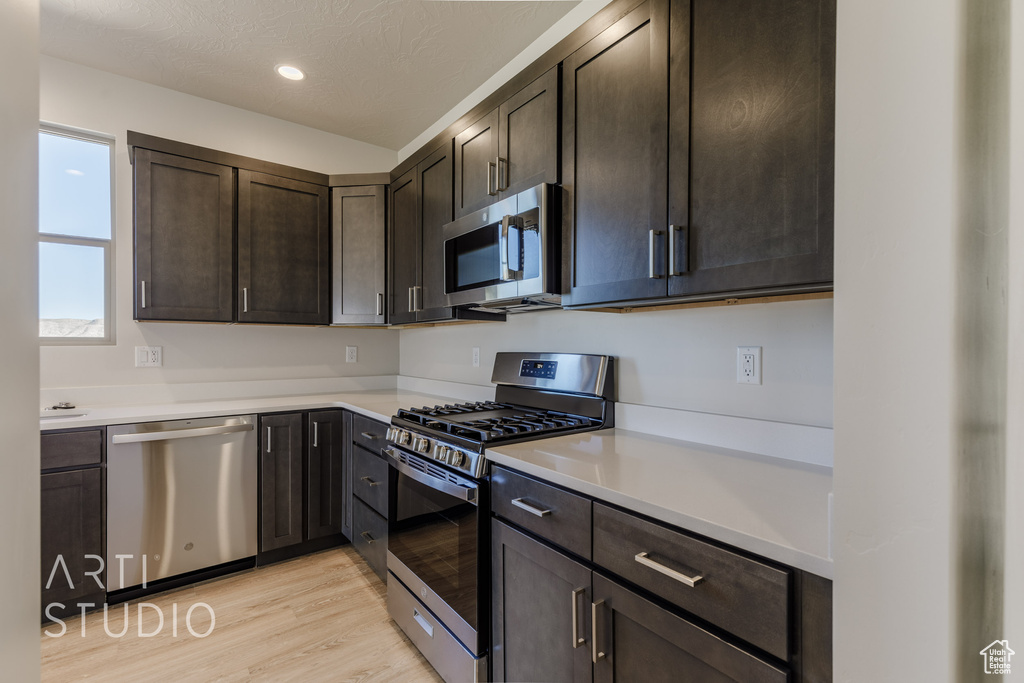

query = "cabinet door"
[[669, 0, 835, 297], [260, 413, 304, 552], [563, 0, 670, 307], [238, 170, 330, 324], [417, 141, 456, 316], [592, 574, 787, 683], [492, 520, 592, 683], [134, 148, 234, 322], [332, 186, 386, 325], [499, 66, 560, 198], [389, 167, 419, 325], [307, 410, 345, 540], [41, 468, 104, 619], [454, 109, 500, 219]]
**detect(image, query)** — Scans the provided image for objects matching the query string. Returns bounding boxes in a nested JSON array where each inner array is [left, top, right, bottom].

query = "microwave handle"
[[500, 215, 524, 282]]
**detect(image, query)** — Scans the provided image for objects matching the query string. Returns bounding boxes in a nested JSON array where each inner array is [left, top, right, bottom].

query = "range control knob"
[[433, 445, 450, 462], [386, 427, 397, 442], [396, 430, 411, 446], [413, 437, 430, 453], [448, 450, 464, 467]]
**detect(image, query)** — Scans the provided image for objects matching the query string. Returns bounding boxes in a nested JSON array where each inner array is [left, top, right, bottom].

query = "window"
[[38, 125, 114, 343]]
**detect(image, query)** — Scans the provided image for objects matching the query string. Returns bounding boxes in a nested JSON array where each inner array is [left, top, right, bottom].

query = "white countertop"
[[37, 389, 462, 431], [486, 429, 833, 579], [41, 386, 833, 579]]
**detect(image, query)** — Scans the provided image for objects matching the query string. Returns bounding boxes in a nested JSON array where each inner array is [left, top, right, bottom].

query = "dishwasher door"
[[107, 414, 258, 590]]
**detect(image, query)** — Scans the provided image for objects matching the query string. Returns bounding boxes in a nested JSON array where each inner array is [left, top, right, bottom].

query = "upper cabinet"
[[332, 185, 387, 325], [237, 171, 330, 325], [133, 148, 235, 322], [563, 0, 835, 308], [130, 133, 331, 326], [454, 67, 560, 219]]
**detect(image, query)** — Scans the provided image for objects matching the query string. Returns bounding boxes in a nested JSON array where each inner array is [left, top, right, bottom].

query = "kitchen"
[[2, 0, 1022, 682]]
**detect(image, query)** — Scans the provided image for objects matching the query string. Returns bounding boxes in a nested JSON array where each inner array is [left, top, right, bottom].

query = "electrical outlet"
[[345, 346, 358, 363], [472, 347, 481, 368], [736, 346, 761, 384], [135, 346, 163, 368]]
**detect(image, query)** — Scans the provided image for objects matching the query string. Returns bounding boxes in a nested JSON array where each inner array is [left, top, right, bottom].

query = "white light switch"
[[135, 346, 163, 368], [736, 346, 761, 384], [346, 346, 358, 363]]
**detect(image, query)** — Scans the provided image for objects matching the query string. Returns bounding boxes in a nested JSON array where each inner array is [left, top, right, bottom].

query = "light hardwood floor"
[[41, 545, 444, 682]]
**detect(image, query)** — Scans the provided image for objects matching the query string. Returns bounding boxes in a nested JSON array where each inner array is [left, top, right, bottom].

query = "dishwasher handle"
[[111, 422, 254, 444]]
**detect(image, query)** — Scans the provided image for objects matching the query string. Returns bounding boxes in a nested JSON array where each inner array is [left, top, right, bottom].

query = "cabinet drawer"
[[593, 503, 791, 660], [41, 429, 103, 471], [351, 413, 387, 454], [352, 445, 388, 517], [491, 466, 591, 560], [352, 496, 387, 582]]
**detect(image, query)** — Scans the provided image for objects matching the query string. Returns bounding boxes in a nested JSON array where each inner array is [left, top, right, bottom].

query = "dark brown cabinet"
[[454, 67, 560, 219], [238, 170, 330, 325], [331, 185, 387, 325], [563, 0, 834, 307], [307, 410, 346, 540], [346, 412, 389, 582], [259, 413, 304, 552], [389, 142, 459, 323], [41, 429, 105, 622], [133, 148, 235, 322]]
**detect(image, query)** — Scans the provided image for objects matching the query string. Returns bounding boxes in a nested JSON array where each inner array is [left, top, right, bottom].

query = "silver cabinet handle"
[[571, 587, 585, 649], [360, 432, 379, 440], [414, 286, 423, 312], [111, 422, 254, 444], [487, 161, 498, 196], [407, 287, 414, 313], [634, 552, 704, 587], [496, 156, 509, 192], [361, 476, 381, 487], [376, 292, 384, 316], [243, 287, 249, 313], [592, 600, 606, 663], [668, 224, 688, 276], [265, 425, 271, 453], [511, 497, 551, 517], [413, 609, 434, 638], [360, 530, 375, 544], [649, 229, 665, 279], [140, 280, 147, 309], [312, 421, 319, 448]]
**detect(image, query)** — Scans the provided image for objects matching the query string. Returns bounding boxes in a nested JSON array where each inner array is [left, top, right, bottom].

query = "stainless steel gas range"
[[383, 352, 615, 683]]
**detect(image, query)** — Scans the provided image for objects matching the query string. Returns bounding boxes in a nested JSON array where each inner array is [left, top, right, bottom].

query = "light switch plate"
[[736, 346, 761, 384], [135, 346, 162, 368], [472, 347, 480, 368]]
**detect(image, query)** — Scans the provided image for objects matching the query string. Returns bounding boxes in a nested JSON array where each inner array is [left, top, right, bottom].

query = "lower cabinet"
[[491, 466, 833, 683], [40, 428, 105, 621], [348, 413, 389, 581], [259, 410, 347, 558]]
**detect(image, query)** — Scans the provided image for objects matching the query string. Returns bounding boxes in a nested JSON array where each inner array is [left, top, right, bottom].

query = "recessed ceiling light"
[[275, 65, 305, 81]]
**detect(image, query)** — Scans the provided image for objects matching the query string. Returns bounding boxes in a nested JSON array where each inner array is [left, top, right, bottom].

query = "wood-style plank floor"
[[41, 545, 444, 682]]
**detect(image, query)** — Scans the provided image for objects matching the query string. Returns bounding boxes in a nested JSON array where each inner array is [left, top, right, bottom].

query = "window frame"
[[38, 122, 116, 346]]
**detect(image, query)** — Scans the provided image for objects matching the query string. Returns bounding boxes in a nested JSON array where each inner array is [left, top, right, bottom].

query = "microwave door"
[[444, 219, 518, 306]]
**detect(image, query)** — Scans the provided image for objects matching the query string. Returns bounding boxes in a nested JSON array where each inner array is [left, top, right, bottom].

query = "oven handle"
[[384, 447, 479, 505]]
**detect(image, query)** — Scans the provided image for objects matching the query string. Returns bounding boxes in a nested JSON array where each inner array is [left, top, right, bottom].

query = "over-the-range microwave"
[[442, 183, 562, 313]]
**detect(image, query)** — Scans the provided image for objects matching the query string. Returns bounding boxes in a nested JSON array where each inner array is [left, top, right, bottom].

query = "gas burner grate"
[[397, 402, 596, 443]]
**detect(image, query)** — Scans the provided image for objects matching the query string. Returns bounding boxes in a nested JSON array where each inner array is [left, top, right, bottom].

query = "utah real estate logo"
[[980, 640, 1014, 675]]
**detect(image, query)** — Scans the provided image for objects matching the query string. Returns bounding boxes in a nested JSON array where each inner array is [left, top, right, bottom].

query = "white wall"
[[39, 57, 401, 396], [0, 0, 42, 678], [401, 300, 834, 428]]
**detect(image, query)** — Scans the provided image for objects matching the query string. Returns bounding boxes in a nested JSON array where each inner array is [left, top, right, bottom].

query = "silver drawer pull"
[[360, 431, 379, 440], [571, 587, 585, 649], [511, 497, 551, 517], [413, 609, 434, 638], [361, 476, 381, 487], [634, 552, 703, 587], [360, 531, 375, 544]]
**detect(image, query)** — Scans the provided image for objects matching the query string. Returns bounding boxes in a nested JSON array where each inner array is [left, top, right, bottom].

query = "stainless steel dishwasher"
[[106, 414, 258, 591]]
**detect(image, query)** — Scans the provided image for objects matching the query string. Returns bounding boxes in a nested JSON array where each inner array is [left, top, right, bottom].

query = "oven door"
[[384, 446, 485, 655]]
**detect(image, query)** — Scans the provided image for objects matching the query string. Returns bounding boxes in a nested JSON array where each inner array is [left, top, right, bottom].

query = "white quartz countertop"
[[37, 389, 461, 431], [485, 429, 833, 579]]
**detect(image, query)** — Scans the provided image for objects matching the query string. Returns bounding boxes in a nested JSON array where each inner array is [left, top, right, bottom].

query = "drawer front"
[[41, 429, 103, 470], [352, 444, 388, 517], [491, 466, 592, 560], [351, 413, 387, 455], [593, 503, 791, 660], [352, 496, 387, 582]]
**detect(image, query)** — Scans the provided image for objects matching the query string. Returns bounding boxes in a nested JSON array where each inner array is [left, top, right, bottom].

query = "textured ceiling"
[[40, 0, 578, 151]]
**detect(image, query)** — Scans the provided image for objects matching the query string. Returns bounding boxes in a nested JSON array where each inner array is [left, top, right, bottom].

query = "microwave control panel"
[[520, 360, 558, 380]]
